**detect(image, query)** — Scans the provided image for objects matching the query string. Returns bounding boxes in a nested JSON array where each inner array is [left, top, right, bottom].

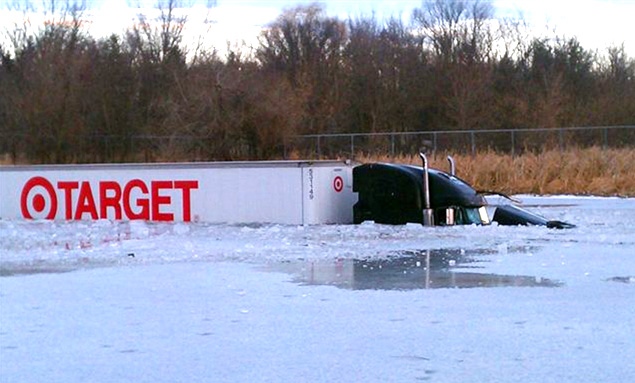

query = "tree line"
[[1, 0, 634, 163]]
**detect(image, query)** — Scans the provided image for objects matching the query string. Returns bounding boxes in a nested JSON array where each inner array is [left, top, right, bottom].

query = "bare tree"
[[257, 4, 346, 83], [256, 4, 347, 134], [412, 0, 495, 65], [128, 0, 189, 64], [411, 0, 497, 130], [590, 45, 635, 125], [0, 0, 93, 162], [343, 16, 426, 134]]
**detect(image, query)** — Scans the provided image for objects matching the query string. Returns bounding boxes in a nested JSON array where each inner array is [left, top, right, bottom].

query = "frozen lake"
[[1, 196, 634, 382]]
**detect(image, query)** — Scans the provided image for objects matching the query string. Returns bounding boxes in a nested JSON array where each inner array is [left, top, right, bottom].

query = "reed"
[[355, 147, 635, 197]]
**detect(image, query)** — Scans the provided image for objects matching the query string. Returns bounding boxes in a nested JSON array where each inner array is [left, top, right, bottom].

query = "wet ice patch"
[[606, 276, 635, 284], [265, 249, 562, 290]]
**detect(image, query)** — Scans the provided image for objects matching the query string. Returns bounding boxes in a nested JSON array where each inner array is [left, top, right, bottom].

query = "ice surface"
[[1, 196, 635, 382]]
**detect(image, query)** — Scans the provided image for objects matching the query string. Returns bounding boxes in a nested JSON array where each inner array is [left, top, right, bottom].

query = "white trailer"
[[0, 161, 358, 225]]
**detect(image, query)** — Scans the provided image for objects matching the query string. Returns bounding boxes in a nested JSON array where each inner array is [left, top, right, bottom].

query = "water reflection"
[[273, 249, 562, 290]]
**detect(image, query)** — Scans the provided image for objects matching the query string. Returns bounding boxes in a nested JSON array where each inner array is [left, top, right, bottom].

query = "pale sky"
[[1, 0, 634, 56]]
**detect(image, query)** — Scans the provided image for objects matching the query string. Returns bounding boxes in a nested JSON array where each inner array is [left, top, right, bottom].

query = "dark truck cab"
[[353, 158, 574, 229]]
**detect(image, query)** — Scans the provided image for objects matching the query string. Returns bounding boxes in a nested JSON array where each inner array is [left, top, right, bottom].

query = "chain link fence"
[[1, 126, 634, 163], [290, 126, 635, 158]]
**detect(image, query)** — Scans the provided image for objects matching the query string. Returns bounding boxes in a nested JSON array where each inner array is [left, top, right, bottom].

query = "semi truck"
[[0, 155, 573, 228]]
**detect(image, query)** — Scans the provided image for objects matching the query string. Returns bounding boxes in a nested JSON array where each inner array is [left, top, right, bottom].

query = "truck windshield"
[[457, 207, 487, 225]]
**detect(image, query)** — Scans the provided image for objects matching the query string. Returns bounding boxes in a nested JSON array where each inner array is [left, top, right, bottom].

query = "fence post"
[[511, 130, 515, 157], [350, 135, 355, 157], [603, 128, 608, 150], [433, 132, 438, 153], [391, 134, 395, 157], [470, 131, 476, 156], [316, 136, 321, 158]]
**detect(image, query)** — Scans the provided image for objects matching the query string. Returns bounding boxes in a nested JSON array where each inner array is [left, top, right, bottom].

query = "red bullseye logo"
[[32, 194, 46, 212], [333, 176, 344, 192], [21, 176, 58, 219]]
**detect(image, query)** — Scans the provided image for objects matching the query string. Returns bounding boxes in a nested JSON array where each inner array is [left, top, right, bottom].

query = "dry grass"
[[356, 147, 635, 197], [0, 154, 16, 165]]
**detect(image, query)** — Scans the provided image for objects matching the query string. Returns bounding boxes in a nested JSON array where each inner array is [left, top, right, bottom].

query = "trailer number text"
[[20, 176, 199, 221]]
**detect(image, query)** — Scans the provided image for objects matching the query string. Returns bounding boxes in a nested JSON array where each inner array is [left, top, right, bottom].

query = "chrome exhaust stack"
[[445, 155, 456, 225], [445, 207, 456, 226], [447, 155, 456, 176], [419, 152, 435, 226]]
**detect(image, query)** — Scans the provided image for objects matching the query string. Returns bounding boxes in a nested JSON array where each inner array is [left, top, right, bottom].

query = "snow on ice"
[[1, 196, 634, 382]]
